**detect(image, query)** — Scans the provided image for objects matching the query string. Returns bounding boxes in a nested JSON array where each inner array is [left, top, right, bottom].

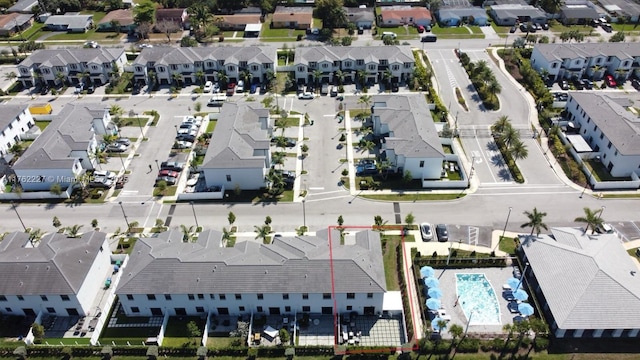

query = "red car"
[[417, 25, 425, 33], [226, 83, 236, 96], [604, 74, 617, 87], [158, 169, 179, 178]]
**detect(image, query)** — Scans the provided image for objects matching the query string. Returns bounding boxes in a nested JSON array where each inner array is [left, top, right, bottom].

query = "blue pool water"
[[455, 273, 501, 325]]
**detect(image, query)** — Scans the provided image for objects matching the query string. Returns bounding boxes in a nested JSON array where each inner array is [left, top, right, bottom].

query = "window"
[[392, 65, 399, 71], [356, 59, 364, 66], [17, 295, 24, 301], [302, 293, 309, 300], [404, 62, 412, 69], [347, 293, 355, 299], [210, 294, 215, 299], [70, 64, 77, 70], [127, 294, 134, 300], [380, 59, 388, 66], [196, 306, 205, 313], [600, 133, 604, 140], [323, 293, 331, 299], [607, 141, 612, 149], [227, 66, 235, 72], [347, 306, 352, 311], [309, 62, 317, 68], [198, 294, 204, 299], [147, 294, 156, 300], [282, 293, 289, 300], [257, 294, 264, 300], [8, 124, 12, 129], [195, 61, 203, 68], [131, 307, 140, 313], [226, 175, 231, 182], [171, 65, 178, 70], [182, 64, 189, 69], [368, 65, 376, 71], [251, 65, 259, 71], [61, 295, 70, 301], [257, 306, 263, 312], [239, 306, 245, 311], [47, 307, 55, 313], [0, 295, 6, 301], [614, 150, 618, 156], [419, 161, 424, 168], [552, 63, 558, 69], [285, 306, 291, 312], [344, 61, 352, 67], [135, 66, 143, 72], [5, 308, 11, 312], [322, 63, 328, 69], [302, 306, 310, 312], [235, 294, 242, 300], [188, 294, 195, 300], [219, 294, 226, 300], [165, 294, 172, 300], [206, 61, 214, 67], [40, 295, 48, 301], [239, 61, 247, 68], [158, 67, 165, 72], [367, 293, 373, 298], [263, 63, 272, 69], [218, 60, 225, 66]]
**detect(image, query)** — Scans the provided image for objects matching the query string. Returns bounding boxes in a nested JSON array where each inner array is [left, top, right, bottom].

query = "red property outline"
[[326, 225, 420, 355]]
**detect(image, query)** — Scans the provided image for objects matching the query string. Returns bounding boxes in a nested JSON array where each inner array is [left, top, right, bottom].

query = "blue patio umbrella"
[[426, 298, 442, 310], [518, 303, 534, 317], [507, 277, 522, 290], [513, 289, 529, 301], [432, 317, 447, 331], [420, 266, 435, 278], [424, 277, 440, 288], [428, 287, 443, 299]]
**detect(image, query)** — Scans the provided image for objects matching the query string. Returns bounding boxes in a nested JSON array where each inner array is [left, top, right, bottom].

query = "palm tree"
[[241, 69, 252, 85], [575, 207, 604, 234], [55, 71, 66, 87], [472, 60, 489, 78], [265, 69, 275, 89], [358, 94, 372, 112], [65, 224, 83, 238], [448, 323, 464, 349], [188, 4, 211, 40], [28, 228, 43, 245], [356, 69, 367, 88], [312, 69, 322, 91], [271, 151, 285, 167], [510, 139, 529, 161], [171, 72, 182, 87], [500, 126, 520, 149], [180, 224, 195, 242], [254, 225, 270, 243], [217, 70, 228, 88], [614, 67, 628, 82], [147, 70, 157, 86], [334, 69, 344, 86], [521, 207, 548, 236], [486, 79, 502, 95], [3, 71, 17, 82], [589, 64, 604, 80], [491, 115, 511, 134], [382, 69, 392, 88], [194, 70, 205, 86]]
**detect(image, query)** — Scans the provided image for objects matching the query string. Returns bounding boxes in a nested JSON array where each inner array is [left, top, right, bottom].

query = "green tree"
[[500, 126, 520, 149], [228, 211, 236, 227], [449, 323, 464, 346], [254, 225, 270, 243], [358, 94, 372, 112], [65, 224, 83, 238], [510, 139, 529, 161], [264, 215, 272, 226], [521, 207, 548, 236], [180, 224, 196, 242], [53, 216, 62, 229], [49, 182, 62, 195], [575, 207, 604, 234], [405, 212, 415, 228], [491, 115, 511, 134], [28, 228, 43, 245], [186, 320, 202, 345], [133, 0, 156, 24], [222, 227, 232, 246], [337, 215, 344, 227]]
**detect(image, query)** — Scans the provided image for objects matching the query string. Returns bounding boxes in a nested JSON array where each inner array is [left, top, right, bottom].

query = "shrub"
[[533, 336, 549, 351], [457, 338, 480, 353]]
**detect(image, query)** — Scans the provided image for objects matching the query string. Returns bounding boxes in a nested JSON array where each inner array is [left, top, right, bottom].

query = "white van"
[[382, 32, 397, 39]]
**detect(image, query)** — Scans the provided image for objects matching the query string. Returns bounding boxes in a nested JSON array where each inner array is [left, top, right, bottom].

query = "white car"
[[94, 170, 116, 181], [298, 92, 314, 100], [212, 83, 220, 93], [186, 173, 201, 186], [183, 116, 202, 127], [173, 140, 193, 149], [178, 128, 198, 136], [236, 80, 245, 93], [420, 223, 433, 241], [203, 81, 214, 93]]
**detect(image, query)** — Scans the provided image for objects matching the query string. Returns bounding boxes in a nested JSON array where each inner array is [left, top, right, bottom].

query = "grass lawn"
[[10, 22, 44, 41], [586, 159, 631, 182], [206, 120, 217, 133], [377, 26, 418, 39], [154, 185, 177, 197], [431, 24, 473, 35], [381, 234, 402, 291], [47, 31, 125, 41], [549, 22, 597, 34], [119, 117, 148, 127], [275, 116, 300, 127], [222, 31, 244, 38], [35, 120, 51, 131], [207, 336, 240, 348], [491, 22, 511, 34], [499, 236, 517, 255], [313, 18, 322, 28], [468, 26, 483, 34], [42, 337, 92, 345], [261, 15, 305, 39]]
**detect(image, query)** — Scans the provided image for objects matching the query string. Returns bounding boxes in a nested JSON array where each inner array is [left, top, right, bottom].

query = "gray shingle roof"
[[598, 0, 640, 17], [7, 0, 38, 13], [295, 46, 414, 66], [561, 5, 599, 19], [13, 103, 106, 170], [520, 228, 640, 330], [0, 105, 28, 132], [372, 95, 445, 158], [0, 231, 107, 295], [133, 46, 275, 67], [44, 14, 92, 29], [116, 229, 386, 295], [344, 7, 375, 23], [490, 4, 546, 19], [533, 43, 640, 62], [19, 48, 125, 68], [202, 103, 270, 169], [568, 92, 640, 155], [438, 7, 488, 18]]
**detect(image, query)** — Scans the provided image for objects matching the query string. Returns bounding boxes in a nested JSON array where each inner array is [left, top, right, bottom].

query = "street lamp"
[[190, 201, 199, 229], [130, 109, 144, 138], [495, 207, 513, 252], [118, 201, 130, 229], [155, 159, 160, 171], [580, 156, 599, 198], [174, 125, 179, 135], [598, 206, 606, 223], [10, 201, 27, 231], [302, 199, 307, 231]]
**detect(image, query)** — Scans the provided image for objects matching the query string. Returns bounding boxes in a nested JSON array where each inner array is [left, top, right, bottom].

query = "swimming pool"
[[455, 273, 501, 325]]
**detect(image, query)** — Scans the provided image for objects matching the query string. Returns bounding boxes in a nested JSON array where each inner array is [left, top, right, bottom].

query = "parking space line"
[[472, 135, 498, 183]]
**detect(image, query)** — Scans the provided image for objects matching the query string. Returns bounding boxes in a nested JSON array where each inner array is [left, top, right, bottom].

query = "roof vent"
[[19, 281, 23, 287], [46, 266, 50, 271], [78, 260, 82, 263], [25, 265, 28, 270], [305, 274, 308, 278], [86, 250, 89, 253], [265, 270, 268, 274], [197, 277, 200, 282], [290, 12, 294, 15]]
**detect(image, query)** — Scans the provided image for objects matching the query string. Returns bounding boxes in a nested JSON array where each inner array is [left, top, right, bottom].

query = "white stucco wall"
[[203, 167, 267, 190]]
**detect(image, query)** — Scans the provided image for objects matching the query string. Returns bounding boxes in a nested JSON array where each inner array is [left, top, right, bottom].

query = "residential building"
[[97, 9, 136, 32], [271, 6, 313, 29], [0, 13, 33, 37], [6, 0, 38, 14], [563, 92, 640, 178], [344, 6, 375, 28], [12, 104, 116, 191], [437, 0, 489, 26], [115, 228, 386, 317], [201, 103, 271, 190], [155, 8, 189, 30], [379, 6, 432, 27], [370, 95, 445, 182], [292, 46, 415, 85], [518, 228, 640, 338], [598, 0, 640, 23], [0, 105, 35, 157], [132, 46, 275, 86], [489, 4, 547, 25], [44, 14, 93, 32], [217, 13, 262, 31], [530, 43, 640, 81], [16, 48, 127, 88], [560, 2, 600, 25], [0, 231, 112, 317]]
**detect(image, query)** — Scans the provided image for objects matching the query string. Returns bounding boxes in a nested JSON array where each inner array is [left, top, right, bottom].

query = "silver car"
[[420, 223, 433, 241]]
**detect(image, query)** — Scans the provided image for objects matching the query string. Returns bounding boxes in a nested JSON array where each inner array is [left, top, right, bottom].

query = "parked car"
[[236, 80, 245, 93], [74, 83, 84, 94], [534, 23, 542, 31], [357, 26, 364, 34], [160, 161, 184, 172], [572, 78, 584, 90], [156, 176, 177, 185], [186, 173, 201, 186], [173, 140, 193, 149], [417, 25, 425, 33], [203, 81, 214, 93], [271, 136, 297, 147], [330, 86, 338, 97], [356, 163, 377, 175], [420, 223, 433, 241], [182, 116, 202, 127], [542, 23, 549, 30], [158, 169, 179, 178], [391, 83, 399, 92], [105, 143, 127, 153], [94, 170, 116, 181], [178, 128, 198, 137], [176, 134, 196, 142], [558, 79, 569, 90], [596, 223, 614, 234], [604, 74, 617, 87], [179, 123, 198, 130], [631, 78, 640, 90], [581, 79, 593, 90], [509, 26, 517, 33], [84, 41, 99, 48], [88, 178, 113, 189], [226, 83, 236, 96], [298, 92, 314, 100], [116, 138, 131, 146], [436, 224, 449, 242], [250, 83, 258, 94], [40, 86, 50, 95]]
